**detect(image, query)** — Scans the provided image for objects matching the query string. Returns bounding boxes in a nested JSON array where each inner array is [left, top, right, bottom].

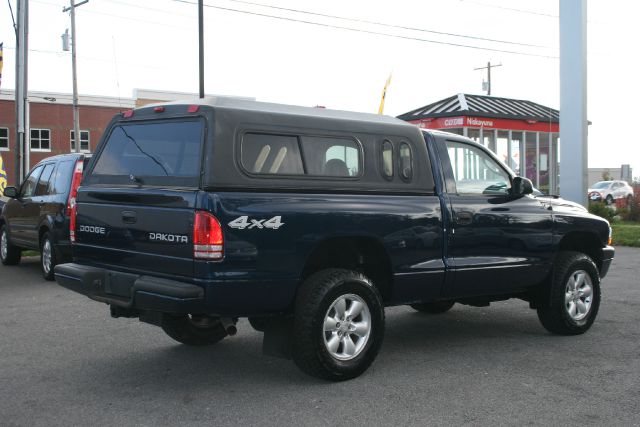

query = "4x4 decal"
[[228, 216, 284, 230]]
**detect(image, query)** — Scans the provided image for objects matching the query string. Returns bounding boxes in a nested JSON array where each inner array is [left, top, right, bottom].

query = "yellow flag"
[[378, 73, 392, 115], [0, 153, 7, 196]]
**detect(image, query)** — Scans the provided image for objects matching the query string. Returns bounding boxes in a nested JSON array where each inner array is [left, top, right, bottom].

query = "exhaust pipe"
[[220, 317, 237, 336]]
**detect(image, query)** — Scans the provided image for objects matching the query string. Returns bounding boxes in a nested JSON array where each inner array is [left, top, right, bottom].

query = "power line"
[[99, 0, 553, 49], [219, 0, 551, 49], [27, 0, 559, 59], [167, 0, 559, 58], [460, 0, 558, 18]]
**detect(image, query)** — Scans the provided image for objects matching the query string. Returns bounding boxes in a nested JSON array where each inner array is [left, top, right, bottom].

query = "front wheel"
[[292, 268, 385, 381], [537, 251, 601, 335], [0, 225, 21, 266], [605, 195, 613, 205], [161, 314, 230, 346]]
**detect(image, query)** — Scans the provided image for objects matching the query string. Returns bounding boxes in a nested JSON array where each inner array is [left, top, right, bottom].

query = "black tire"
[[0, 224, 21, 266], [537, 251, 601, 335], [40, 231, 57, 281], [605, 195, 613, 205], [411, 300, 455, 314], [161, 314, 229, 346], [292, 268, 385, 381]]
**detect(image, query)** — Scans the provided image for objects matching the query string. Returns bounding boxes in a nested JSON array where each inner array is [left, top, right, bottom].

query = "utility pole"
[[63, 0, 89, 153], [198, 0, 204, 98], [15, 0, 28, 183], [474, 62, 502, 96]]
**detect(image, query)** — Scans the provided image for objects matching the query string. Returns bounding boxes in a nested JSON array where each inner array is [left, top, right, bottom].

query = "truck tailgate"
[[75, 188, 197, 277]]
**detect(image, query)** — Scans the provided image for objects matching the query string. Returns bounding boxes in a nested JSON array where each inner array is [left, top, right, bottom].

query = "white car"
[[587, 180, 634, 204]]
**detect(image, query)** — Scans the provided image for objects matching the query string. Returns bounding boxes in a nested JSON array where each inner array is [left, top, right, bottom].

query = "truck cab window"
[[446, 140, 510, 195]]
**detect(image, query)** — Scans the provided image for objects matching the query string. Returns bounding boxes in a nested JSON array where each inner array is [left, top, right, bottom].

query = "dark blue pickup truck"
[[55, 98, 614, 380]]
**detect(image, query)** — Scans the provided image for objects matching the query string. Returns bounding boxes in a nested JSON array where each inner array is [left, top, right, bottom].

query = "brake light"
[[188, 105, 199, 113], [193, 211, 223, 260], [67, 159, 84, 243], [122, 110, 134, 118], [154, 106, 165, 113]]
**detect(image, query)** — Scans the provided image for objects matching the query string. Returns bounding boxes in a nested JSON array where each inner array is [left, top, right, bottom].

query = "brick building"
[[0, 89, 135, 186], [0, 89, 254, 187]]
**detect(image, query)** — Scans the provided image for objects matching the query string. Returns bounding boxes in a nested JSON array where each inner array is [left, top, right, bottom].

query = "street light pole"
[[63, 0, 88, 153], [15, 0, 28, 182], [198, 0, 204, 98]]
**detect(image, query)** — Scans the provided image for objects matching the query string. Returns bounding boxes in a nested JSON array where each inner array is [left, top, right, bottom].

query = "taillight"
[[193, 211, 223, 260], [67, 159, 84, 243], [69, 204, 77, 244]]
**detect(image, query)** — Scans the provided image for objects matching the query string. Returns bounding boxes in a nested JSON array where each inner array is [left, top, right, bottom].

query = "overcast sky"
[[1, 0, 639, 176]]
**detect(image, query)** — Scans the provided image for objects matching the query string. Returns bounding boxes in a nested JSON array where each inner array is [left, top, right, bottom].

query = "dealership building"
[[398, 93, 561, 194]]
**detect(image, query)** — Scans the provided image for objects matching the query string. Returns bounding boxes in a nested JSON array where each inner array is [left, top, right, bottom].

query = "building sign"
[[411, 116, 559, 132]]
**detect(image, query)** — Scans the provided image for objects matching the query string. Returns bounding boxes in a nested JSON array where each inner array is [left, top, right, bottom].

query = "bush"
[[588, 201, 615, 222], [620, 196, 640, 222]]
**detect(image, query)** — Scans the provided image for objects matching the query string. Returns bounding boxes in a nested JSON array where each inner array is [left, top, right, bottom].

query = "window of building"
[[0, 128, 9, 151], [381, 140, 393, 179], [70, 130, 90, 153], [30, 129, 51, 151]]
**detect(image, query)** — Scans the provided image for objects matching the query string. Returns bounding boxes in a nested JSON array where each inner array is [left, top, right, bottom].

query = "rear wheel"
[[537, 251, 600, 335], [40, 232, 57, 281], [161, 314, 230, 346], [0, 225, 21, 266], [605, 195, 613, 205], [292, 268, 385, 381], [411, 300, 455, 314]]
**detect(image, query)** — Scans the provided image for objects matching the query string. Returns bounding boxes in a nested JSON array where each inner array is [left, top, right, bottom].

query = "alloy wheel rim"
[[42, 239, 52, 274], [323, 293, 371, 361], [564, 270, 593, 321], [1, 231, 7, 260]]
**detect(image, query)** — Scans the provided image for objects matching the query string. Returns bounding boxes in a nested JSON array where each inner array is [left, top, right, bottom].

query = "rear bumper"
[[54, 263, 205, 314], [599, 245, 615, 278]]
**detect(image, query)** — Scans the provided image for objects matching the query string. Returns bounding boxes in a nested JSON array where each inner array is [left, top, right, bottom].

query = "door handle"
[[121, 211, 137, 224], [455, 211, 474, 226]]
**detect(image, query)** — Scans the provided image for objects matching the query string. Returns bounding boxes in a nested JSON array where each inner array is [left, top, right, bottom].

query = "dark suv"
[[1, 153, 88, 279]]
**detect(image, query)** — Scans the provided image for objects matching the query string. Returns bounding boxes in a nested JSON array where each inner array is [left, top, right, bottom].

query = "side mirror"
[[512, 177, 533, 196], [3, 186, 17, 198]]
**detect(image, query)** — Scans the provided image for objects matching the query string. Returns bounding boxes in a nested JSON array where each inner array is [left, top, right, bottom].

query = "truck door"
[[436, 137, 553, 297]]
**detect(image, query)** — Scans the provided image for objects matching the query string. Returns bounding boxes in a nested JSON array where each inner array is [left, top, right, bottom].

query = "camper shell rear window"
[[87, 119, 204, 187]]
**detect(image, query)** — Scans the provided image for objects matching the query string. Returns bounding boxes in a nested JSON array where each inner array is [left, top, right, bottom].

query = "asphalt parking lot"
[[1, 248, 639, 426]]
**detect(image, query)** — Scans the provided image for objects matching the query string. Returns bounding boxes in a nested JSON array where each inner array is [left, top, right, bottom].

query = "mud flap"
[[262, 317, 293, 359]]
